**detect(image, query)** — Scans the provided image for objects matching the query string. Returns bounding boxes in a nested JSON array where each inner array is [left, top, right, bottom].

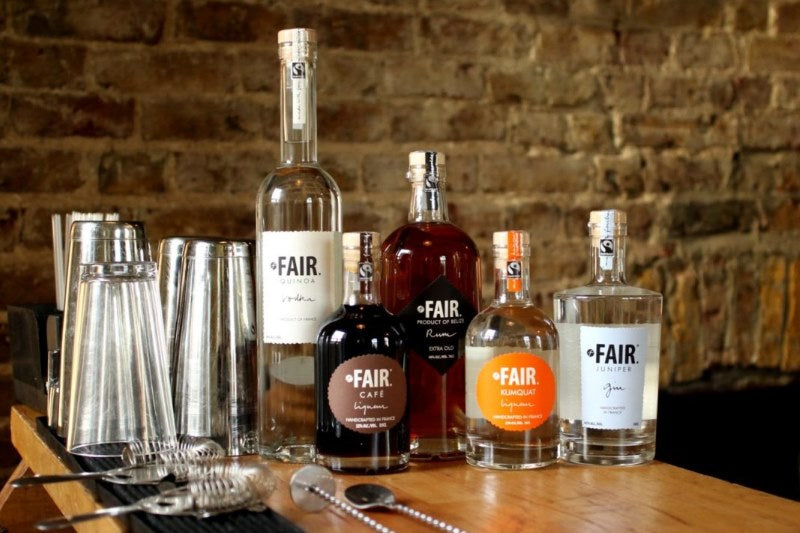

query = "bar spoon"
[[345, 483, 467, 533]]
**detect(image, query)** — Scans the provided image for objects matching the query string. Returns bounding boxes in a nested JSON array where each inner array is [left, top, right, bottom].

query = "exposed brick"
[[363, 153, 407, 193], [421, 15, 532, 57], [502, 0, 568, 17], [532, 240, 587, 281], [668, 266, 703, 382], [569, 0, 628, 27], [666, 199, 756, 237], [343, 200, 383, 233], [776, 2, 800, 34], [699, 255, 728, 364], [566, 112, 612, 152], [730, 257, 757, 365], [740, 152, 800, 192], [449, 201, 508, 240], [480, 153, 592, 193], [390, 102, 506, 143], [783, 259, 800, 370], [628, 0, 724, 29], [319, 101, 388, 143], [141, 97, 262, 141], [507, 203, 563, 243], [742, 112, 800, 150], [175, 151, 273, 194], [176, 0, 286, 42], [10, 0, 165, 43], [775, 77, 800, 110], [239, 50, 279, 94], [319, 152, 359, 193], [444, 154, 479, 193], [0, 38, 85, 89], [0, 209, 20, 252], [19, 207, 54, 249], [488, 67, 548, 104], [595, 149, 647, 197], [384, 57, 484, 99], [627, 202, 656, 237], [731, 76, 771, 112], [9, 93, 133, 138], [676, 33, 734, 69], [296, 9, 414, 53], [0, 253, 55, 305], [735, 0, 767, 31], [548, 69, 598, 107], [763, 197, 800, 232], [648, 150, 728, 192], [511, 112, 566, 148], [92, 49, 238, 94], [619, 31, 670, 65], [98, 151, 168, 195], [650, 77, 714, 109], [145, 206, 255, 242], [759, 256, 786, 367], [537, 24, 616, 66], [598, 71, 645, 111], [319, 54, 382, 99], [0, 148, 82, 192], [621, 111, 736, 150], [749, 36, 800, 72]]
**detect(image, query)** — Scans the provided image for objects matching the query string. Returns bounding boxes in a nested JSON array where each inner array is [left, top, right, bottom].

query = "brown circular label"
[[327, 354, 407, 434]]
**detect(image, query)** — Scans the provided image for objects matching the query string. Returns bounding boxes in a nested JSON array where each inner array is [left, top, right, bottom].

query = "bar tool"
[[345, 483, 467, 533], [289, 465, 394, 533], [34, 462, 276, 530]]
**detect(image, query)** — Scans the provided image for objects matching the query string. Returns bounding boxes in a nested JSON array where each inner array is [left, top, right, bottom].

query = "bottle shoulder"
[[259, 164, 341, 197], [319, 305, 405, 335], [468, 303, 558, 349], [554, 283, 662, 300], [381, 222, 479, 256]]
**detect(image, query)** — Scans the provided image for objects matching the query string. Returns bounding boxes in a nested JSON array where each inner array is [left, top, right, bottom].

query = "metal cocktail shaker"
[[156, 237, 192, 377], [172, 239, 257, 455], [54, 221, 151, 436]]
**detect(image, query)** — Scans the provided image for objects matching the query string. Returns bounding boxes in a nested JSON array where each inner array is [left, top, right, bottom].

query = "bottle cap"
[[343, 232, 380, 269], [407, 150, 446, 183], [277, 28, 317, 44], [492, 230, 530, 260], [589, 209, 627, 236]]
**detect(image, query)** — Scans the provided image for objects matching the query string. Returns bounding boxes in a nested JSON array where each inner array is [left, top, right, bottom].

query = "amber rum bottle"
[[316, 232, 409, 473], [256, 28, 342, 462], [380, 151, 481, 460]]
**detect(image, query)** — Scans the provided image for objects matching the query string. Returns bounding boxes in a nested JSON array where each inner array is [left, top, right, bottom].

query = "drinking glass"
[[67, 262, 176, 457]]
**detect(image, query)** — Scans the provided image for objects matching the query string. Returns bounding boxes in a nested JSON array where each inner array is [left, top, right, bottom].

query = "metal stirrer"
[[289, 465, 395, 533]]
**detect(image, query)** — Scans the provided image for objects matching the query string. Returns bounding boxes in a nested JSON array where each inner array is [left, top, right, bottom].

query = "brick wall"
[[1, 0, 799, 480]]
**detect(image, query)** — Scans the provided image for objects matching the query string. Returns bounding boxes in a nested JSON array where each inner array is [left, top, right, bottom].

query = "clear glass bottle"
[[316, 232, 410, 473], [380, 151, 482, 460], [554, 210, 662, 465], [256, 28, 342, 462], [465, 230, 559, 469]]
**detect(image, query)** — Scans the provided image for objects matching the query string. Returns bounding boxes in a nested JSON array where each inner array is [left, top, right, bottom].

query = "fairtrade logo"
[[424, 175, 438, 189], [506, 261, 521, 278], [358, 263, 373, 280], [291, 62, 306, 79], [600, 238, 614, 255]]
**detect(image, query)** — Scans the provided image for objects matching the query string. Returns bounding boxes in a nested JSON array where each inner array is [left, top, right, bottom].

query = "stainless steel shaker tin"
[[172, 239, 257, 456]]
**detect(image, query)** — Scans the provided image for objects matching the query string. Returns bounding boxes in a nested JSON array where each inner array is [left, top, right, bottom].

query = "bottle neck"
[[280, 57, 317, 164], [589, 233, 627, 284], [408, 180, 449, 223], [494, 255, 531, 304], [343, 260, 380, 306]]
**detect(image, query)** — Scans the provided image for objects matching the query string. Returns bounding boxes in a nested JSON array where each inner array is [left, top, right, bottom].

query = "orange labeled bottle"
[[380, 151, 481, 460], [465, 230, 558, 469]]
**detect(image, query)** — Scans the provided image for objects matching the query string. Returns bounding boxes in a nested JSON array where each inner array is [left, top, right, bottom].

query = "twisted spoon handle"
[[392, 503, 467, 533], [304, 484, 395, 533], [12, 471, 109, 487]]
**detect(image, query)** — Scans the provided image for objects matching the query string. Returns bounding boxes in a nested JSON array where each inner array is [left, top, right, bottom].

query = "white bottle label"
[[260, 231, 338, 344], [579, 325, 648, 430], [291, 61, 307, 129]]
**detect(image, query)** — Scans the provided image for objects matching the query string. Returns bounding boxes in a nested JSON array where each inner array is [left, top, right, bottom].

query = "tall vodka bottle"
[[465, 230, 558, 469], [256, 28, 342, 462], [316, 232, 410, 473], [380, 151, 481, 460], [554, 210, 662, 465]]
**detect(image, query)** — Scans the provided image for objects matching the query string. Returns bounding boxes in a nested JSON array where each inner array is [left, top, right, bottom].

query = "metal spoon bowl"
[[345, 483, 467, 533]]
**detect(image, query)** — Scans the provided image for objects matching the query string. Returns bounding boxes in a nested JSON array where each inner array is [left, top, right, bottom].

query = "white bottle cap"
[[589, 209, 627, 236], [277, 28, 317, 44]]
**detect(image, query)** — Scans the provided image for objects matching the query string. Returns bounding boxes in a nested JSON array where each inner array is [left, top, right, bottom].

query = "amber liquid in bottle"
[[380, 151, 481, 460]]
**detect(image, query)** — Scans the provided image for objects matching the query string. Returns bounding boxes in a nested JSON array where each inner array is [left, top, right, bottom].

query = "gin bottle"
[[380, 151, 481, 460], [465, 230, 558, 469], [554, 210, 662, 465], [316, 232, 410, 473], [256, 28, 342, 462]]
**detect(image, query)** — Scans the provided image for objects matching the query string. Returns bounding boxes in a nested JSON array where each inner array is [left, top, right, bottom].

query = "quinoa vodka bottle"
[[380, 151, 481, 460], [465, 230, 558, 469], [316, 232, 410, 473], [554, 210, 662, 465], [256, 28, 342, 462]]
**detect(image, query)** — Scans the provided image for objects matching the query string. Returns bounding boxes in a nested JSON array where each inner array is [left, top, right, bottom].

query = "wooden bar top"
[[9, 405, 800, 532]]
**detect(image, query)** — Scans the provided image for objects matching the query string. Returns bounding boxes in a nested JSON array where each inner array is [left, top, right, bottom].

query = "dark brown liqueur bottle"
[[315, 232, 410, 473], [380, 151, 482, 460]]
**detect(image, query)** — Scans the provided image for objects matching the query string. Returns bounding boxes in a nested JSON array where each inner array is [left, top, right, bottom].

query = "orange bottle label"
[[476, 352, 555, 431], [506, 232, 523, 293]]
